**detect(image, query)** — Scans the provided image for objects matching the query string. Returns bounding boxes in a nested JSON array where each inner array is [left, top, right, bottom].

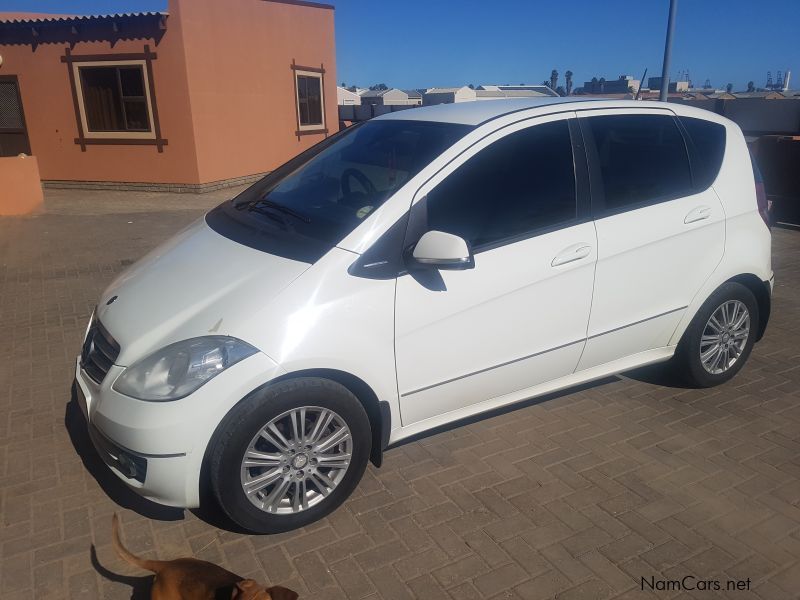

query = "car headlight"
[[112, 336, 258, 401]]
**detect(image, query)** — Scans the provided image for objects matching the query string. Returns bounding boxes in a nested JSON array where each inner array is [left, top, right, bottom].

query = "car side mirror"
[[410, 230, 474, 270]]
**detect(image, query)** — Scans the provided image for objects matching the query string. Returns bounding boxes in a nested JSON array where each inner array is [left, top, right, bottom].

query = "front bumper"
[[74, 350, 284, 508]]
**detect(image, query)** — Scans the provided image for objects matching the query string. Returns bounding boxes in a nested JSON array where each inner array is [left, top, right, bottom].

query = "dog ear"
[[233, 579, 263, 599], [266, 586, 299, 600]]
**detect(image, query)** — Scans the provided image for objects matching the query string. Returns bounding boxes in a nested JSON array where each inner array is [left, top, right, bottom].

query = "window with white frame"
[[73, 61, 155, 138], [295, 69, 325, 132]]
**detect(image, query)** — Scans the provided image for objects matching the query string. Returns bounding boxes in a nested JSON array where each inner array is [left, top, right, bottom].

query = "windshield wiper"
[[236, 197, 311, 223], [246, 205, 290, 228]]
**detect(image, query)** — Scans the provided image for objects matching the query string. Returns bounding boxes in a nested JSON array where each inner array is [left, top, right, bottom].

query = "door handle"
[[684, 206, 712, 224], [552, 243, 592, 267]]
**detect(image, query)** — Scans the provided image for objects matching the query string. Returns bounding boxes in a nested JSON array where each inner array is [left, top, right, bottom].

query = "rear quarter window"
[[679, 117, 726, 191]]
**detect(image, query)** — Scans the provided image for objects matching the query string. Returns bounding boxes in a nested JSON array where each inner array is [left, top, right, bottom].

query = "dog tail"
[[111, 513, 165, 574]]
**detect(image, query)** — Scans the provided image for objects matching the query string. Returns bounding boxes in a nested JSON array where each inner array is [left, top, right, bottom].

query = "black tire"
[[673, 282, 759, 388], [209, 377, 371, 534]]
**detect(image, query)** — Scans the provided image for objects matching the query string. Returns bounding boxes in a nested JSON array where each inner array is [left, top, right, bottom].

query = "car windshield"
[[229, 120, 473, 245]]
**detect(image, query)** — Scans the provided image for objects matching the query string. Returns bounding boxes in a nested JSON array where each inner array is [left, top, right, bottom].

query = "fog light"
[[115, 449, 147, 483], [118, 452, 138, 478]]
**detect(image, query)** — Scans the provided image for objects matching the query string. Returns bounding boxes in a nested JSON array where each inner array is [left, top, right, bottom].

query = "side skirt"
[[388, 346, 676, 446]]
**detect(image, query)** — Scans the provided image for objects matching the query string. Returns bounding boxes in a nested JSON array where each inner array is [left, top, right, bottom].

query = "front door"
[[0, 76, 31, 157], [395, 114, 597, 426]]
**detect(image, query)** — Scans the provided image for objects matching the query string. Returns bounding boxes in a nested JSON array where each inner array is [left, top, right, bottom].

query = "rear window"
[[584, 114, 693, 212], [679, 117, 726, 191]]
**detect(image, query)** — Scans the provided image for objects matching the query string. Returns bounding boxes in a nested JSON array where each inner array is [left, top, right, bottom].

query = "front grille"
[[81, 319, 120, 384]]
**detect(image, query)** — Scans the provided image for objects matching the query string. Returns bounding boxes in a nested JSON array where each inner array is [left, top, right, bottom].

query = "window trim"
[[578, 109, 695, 219], [74, 61, 154, 139], [291, 61, 327, 137], [61, 46, 167, 152], [405, 113, 590, 256]]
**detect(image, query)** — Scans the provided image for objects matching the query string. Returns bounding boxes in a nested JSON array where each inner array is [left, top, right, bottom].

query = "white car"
[[75, 98, 773, 533]]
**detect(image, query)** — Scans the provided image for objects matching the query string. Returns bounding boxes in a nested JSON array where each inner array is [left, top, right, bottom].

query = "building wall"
[[176, 0, 337, 185], [0, 13, 200, 183], [337, 87, 361, 105], [0, 0, 337, 186], [454, 87, 477, 102], [361, 90, 413, 106]]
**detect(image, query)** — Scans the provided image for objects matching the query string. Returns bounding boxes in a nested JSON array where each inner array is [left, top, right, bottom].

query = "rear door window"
[[583, 113, 693, 213]]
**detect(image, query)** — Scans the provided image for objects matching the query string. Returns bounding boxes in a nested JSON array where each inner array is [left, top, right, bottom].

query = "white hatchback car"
[[75, 98, 773, 533]]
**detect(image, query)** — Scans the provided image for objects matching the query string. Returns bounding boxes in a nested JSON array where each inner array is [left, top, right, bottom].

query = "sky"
[[3, 0, 798, 92]]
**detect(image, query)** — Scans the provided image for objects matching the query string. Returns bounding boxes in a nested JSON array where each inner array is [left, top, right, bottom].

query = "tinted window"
[[212, 120, 472, 258], [586, 114, 692, 211], [426, 120, 576, 249], [679, 117, 726, 191]]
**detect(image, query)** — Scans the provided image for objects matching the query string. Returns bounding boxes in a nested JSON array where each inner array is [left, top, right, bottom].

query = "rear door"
[[0, 76, 31, 156], [576, 108, 725, 370]]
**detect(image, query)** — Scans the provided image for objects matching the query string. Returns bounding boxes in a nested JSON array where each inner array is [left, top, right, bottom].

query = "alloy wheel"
[[699, 300, 750, 375], [240, 406, 353, 514]]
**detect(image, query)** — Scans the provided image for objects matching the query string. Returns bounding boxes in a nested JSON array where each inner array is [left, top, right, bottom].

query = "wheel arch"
[[199, 368, 390, 510], [278, 369, 390, 467], [673, 272, 771, 350], [206, 369, 390, 470], [727, 273, 771, 341]]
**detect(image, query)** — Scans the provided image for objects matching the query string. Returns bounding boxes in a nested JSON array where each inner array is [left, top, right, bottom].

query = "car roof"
[[375, 97, 689, 126], [374, 97, 595, 125]]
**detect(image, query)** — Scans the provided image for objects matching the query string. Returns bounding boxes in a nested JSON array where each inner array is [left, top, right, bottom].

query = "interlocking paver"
[[1, 188, 799, 598]]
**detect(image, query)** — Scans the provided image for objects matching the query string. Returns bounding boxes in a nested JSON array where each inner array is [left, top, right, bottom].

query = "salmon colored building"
[[0, 0, 337, 193]]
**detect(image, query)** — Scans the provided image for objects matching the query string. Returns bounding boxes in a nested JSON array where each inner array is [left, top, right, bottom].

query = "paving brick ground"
[[1, 189, 799, 599]]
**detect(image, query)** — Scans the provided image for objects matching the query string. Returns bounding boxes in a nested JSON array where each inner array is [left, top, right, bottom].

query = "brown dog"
[[112, 514, 298, 600]]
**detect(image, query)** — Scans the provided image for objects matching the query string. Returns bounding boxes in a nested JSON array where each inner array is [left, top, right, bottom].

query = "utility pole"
[[659, 0, 678, 101]]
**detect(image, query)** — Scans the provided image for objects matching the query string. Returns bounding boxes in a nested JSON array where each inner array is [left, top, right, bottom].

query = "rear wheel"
[[674, 282, 759, 387], [209, 378, 371, 533]]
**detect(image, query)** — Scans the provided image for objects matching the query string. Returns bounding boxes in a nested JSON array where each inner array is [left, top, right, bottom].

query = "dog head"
[[233, 579, 299, 600]]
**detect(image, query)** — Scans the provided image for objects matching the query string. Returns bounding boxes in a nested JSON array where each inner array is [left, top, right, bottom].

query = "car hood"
[[95, 217, 310, 366]]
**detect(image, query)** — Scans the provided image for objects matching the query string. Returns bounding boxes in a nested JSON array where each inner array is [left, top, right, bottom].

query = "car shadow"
[[388, 375, 622, 449], [90, 545, 152, 600], [65, 380, 184, 521], [189, 493, 250, 534], [622, 362, 697, 389]]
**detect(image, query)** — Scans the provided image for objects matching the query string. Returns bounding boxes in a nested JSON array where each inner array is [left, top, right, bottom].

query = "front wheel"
[[674, 282, 759, 388], [209, 378, 371, 533]]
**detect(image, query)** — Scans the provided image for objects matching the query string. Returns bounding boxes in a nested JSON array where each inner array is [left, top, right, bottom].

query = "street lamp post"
[[659, 0, 678, 101]]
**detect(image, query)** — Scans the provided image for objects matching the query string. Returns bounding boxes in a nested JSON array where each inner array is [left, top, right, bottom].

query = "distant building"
[[360, 88, 420, 106], [423, 86, 477, 105], [337, 86, 361, 105], [478, 84, 558, 97], [732, 91, 787, 99], [423, 84, 557, 105], [647, 77, 689, 93], [581, 75, 641, 95], [475, 89, 550, 101], [403, 90, 423, 105]]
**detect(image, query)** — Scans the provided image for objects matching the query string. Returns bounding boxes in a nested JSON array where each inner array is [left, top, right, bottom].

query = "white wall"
[[337, 86, 362, 106]]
